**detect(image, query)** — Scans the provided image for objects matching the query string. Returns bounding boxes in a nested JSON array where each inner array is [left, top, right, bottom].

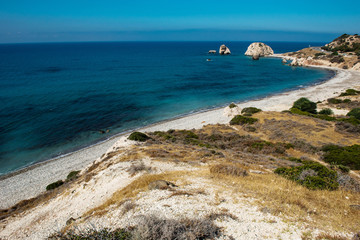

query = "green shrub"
[[230, 115, 258, 125], [338, 116, 360, 126], [327, 98, 343, 104], [241, 107, 262, 116], [315, 52, 326, 57], [318, 108, 334, 115], [340, 89, 360, 96], [347, 108, 360, 120], [330, 56, 344, 63], [322, 144, 360, 170], [128, 132, 150, 142], [229, 103, 237, 108], [66, 170, 80, 181], [343, 99, 351, 103], [288, 157, 303, 163], [290, 108, 336, 121], [292, 97, 317, 114], [274, 161, 338, 190], [179, 130, 199, 139], [46, 180, 64, 191]]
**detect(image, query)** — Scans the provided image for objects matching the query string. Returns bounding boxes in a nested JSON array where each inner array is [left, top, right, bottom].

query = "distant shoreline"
[[1, 64, 359, 209]]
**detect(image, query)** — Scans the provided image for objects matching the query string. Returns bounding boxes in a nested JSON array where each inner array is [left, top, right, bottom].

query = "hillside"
[[281, 34, 360, 71], [1, 88, 360, 239]]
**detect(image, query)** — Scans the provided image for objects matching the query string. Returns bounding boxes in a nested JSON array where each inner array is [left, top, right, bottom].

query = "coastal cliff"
[[279, 34, 360, 71]]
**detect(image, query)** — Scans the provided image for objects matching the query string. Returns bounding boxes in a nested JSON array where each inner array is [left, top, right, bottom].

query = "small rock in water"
[[252, 55, 260, 60]]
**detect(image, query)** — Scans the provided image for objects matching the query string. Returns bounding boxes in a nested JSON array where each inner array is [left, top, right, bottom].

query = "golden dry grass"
[[236, 111, 360, 147], [207, 166, 360, 233], [84, 171, 189, 217]]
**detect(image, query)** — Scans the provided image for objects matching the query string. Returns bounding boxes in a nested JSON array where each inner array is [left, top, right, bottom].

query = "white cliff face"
[[219, 44, 231, 55], [245, 42, 274, 56]]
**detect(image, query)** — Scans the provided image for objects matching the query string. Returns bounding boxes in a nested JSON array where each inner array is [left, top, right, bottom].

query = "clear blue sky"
[[0, 0, 359, 43]]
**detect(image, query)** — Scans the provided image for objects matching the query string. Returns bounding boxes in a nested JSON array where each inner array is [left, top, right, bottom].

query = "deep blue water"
[[0, 41, 332, 175]]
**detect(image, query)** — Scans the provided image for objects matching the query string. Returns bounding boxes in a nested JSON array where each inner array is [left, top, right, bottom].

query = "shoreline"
[[0, 64, 334, 180], [1, 65, 359, 209]]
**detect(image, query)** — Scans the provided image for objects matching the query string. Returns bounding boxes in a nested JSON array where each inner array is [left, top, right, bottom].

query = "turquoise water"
[[0, 41, 333, 175]]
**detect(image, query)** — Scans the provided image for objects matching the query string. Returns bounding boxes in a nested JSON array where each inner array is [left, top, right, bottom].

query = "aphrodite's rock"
[[219, 44, 231, 55], [252, 55, 260, 60], [245, 42, 274, 56]]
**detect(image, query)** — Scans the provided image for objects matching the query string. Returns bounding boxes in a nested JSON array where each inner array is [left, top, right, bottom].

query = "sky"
[[0, 0, 359, 43]]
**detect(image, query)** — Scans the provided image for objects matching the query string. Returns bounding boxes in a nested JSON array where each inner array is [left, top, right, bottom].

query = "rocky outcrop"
[[245, 42, 274, 57], [223, 104, 241, 117], [219, 44, 231, 55]]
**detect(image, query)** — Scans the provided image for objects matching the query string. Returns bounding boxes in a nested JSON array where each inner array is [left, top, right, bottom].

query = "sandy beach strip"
[[0, 66, 359, 209]]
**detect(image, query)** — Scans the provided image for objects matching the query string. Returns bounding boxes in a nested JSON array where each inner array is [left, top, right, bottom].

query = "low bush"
[[340, 89, 360, 96], [338, 116, 360, 125], [228, 103, 237, 108], [335, 121, 360, 134], [290, 108, 336, 121], [128, 132, 151, 142], [322, 144, 360, 170], [292, 97, 317, 114], [347, 108, 360, 120], [241, 107, 262, 116], [274, 161, 338, 190], [46, 180, 64, 191], [131, 215, 221, 240], [327, 98, 343, 104], [318, 108, 334, 115], [343, 99, 352, 103], [179, 130, 199, 139], [66, 170, 80, 181], [315, 52, 326, 58], [330, 56, 344, 63], [230, 115, 258, 125]]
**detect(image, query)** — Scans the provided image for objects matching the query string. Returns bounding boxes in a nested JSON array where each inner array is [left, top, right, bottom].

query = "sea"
[[0, 41, 334, 175]]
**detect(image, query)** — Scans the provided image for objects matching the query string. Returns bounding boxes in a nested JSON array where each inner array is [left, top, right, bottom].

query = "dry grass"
[[315, 233, 348, 240], [84, 171, 188, 217], [245, 111, 360, 147], [207, 169, 360, 232], [209, 163, 248, 177]]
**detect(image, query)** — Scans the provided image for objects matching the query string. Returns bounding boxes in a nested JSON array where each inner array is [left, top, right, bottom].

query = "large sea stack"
[[245, 42, 274, 57], [219, 44, 231, 55]]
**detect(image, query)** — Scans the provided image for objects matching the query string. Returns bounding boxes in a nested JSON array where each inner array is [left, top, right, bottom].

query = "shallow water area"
[[0, 41, 332, 175]]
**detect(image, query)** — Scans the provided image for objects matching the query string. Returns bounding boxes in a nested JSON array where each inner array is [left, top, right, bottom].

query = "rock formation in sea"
[[219, 44, 231, 55], [245, 42, 274, 57]]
